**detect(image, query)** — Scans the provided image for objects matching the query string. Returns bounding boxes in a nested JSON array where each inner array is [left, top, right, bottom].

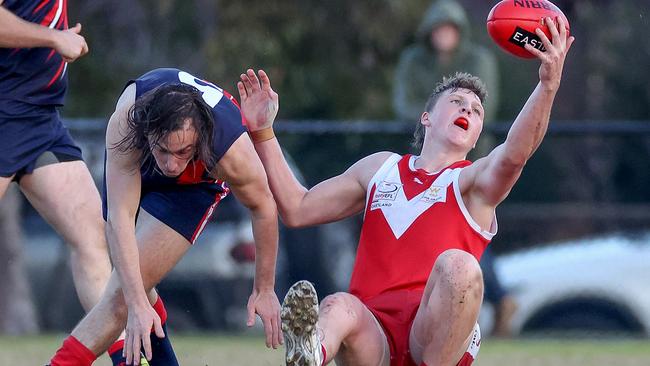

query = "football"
[[487, 0, 570, 58]]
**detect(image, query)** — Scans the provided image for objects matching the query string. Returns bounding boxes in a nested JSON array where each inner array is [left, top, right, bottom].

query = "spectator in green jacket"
[[393, 0, 500, 157]]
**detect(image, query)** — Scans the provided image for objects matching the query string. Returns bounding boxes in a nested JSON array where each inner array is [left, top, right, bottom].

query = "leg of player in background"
[[0, 183, 39, 334], [50, 209, 189, 365], [282, 281, 390, 366], [409, 249, 483, 366], [19, 161, 111, 310], [0, 176, 13, 199], [480, 247, 516, 338]]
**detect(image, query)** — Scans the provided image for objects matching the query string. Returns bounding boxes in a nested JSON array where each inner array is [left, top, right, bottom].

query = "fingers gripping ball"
[[487, 0, 570, 58]]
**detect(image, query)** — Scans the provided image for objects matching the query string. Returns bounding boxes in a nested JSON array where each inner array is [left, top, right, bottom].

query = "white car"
[[481, 232, 650, 337]]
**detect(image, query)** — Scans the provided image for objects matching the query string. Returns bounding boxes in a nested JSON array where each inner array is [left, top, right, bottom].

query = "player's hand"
[[238, 69, 279, 132], [124, 303, 165, 365], [246, 287, 283, 349], [525, 16, 574, 92], [53, 23, 89, 62]]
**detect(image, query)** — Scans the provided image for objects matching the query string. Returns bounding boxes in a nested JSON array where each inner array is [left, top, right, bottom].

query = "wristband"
[[249, 127, 275, 143]]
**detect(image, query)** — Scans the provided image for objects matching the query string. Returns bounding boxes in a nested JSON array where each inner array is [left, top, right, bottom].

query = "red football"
[[487, 0, 570, 58]]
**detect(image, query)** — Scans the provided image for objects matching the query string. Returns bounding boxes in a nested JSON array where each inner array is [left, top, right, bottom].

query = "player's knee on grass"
[[432, 249, 483, 304]]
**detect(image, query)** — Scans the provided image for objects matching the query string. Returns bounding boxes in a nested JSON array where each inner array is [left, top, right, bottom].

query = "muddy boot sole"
[[281, 280, 321, 366]]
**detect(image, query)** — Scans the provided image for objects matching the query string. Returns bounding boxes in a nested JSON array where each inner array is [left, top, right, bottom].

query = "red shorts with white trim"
[[363, 289, 480, 366]]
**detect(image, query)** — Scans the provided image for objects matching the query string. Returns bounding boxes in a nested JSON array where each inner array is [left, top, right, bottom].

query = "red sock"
[[50, 336, 97, 366], [321, 344, 327, 366], [420, 363, 428, 366], [152, 296, 168, 324], [108, 296, 169, 357], [107, 339, 125, 358]]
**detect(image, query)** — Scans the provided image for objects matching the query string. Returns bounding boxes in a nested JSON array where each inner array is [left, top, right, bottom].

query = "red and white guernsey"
[[349, 154, 497, 301]]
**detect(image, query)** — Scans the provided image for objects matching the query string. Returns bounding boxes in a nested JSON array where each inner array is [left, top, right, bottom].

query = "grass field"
[[2, 334, 649, 365]]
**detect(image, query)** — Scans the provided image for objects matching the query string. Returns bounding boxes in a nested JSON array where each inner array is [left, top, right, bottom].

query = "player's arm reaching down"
[[104, 84, 165, 361], [213, 103, 283, 349], [0, 0, 88, 62], [237, 69, 391, 228], [460, 17, 574, 220]]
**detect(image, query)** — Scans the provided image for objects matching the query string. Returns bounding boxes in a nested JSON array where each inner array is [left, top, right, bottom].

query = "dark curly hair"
[[112, 83, 216, 169], [412, 72, 488, 150]]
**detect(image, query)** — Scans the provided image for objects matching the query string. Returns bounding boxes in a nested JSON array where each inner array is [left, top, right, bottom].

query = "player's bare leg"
[[319, 292, 390, 366], [67, 209, 191, 355], [282, 281, 389, 366], [409, 249, 483, 366], [19, 161, 111, 310], [0, 176, 13, 199]]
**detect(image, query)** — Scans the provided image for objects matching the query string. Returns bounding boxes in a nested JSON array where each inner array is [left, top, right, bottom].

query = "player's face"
[[426, 88, 484, 150], [150, 119, 198, 177]]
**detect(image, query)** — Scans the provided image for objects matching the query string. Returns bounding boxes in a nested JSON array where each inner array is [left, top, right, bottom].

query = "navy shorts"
[[0, 106, 83, 179], [102, 179, 229, 244]]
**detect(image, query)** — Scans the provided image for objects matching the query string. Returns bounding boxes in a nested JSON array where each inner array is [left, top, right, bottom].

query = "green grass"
[[1, 334, 649, 365]]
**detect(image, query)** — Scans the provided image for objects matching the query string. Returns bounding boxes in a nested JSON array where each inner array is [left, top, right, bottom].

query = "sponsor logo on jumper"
[[371, 181, 402, 210], [371, 201, 393, 210], [420, 185, 447, 204], [373, 181, 401, 201]]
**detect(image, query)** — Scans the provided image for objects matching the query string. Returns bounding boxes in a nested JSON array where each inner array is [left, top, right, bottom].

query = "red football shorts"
[[363, 289, 480, 366]]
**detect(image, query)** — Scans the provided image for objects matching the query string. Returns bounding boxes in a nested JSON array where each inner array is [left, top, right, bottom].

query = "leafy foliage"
[[65, 0, 650, 121]]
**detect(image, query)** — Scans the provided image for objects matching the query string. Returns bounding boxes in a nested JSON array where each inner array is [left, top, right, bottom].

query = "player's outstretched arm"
[[238, 69, 385, 227], [0, 4, 88, 61], [462, 16, 575, 207], [105, 84, 164, 363], [215, 134, 282, 349]]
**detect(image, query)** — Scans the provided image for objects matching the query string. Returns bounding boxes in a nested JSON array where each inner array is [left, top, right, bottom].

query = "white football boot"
[[281, 280, 323, 366]]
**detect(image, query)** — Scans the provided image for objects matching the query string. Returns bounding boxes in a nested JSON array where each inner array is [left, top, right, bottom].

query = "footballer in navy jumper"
[[50, 68, 283, 366]]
